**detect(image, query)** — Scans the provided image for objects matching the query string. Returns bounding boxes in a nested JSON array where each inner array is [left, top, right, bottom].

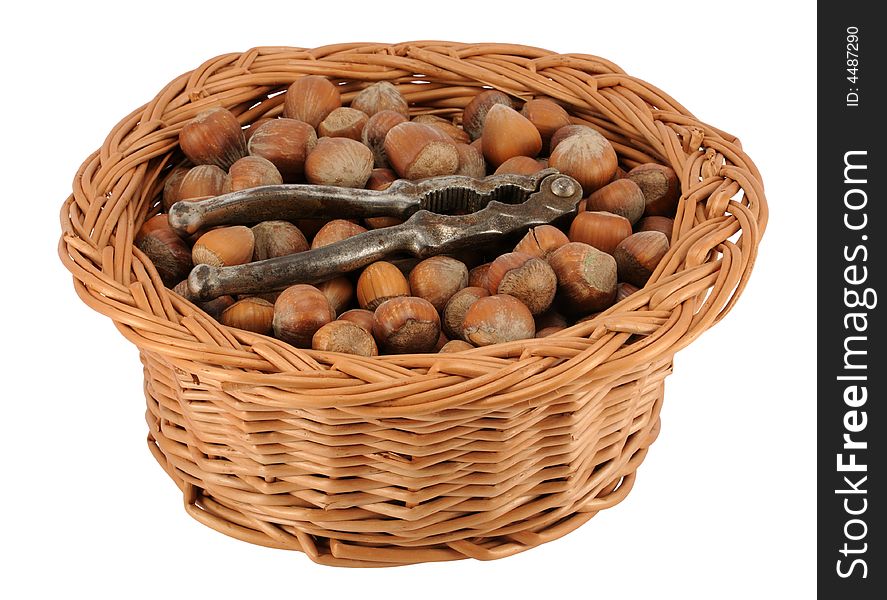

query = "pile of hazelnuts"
[[136, 76, 678, 356]]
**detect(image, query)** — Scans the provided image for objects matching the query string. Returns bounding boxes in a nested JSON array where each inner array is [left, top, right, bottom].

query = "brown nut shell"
[[549, 129, 618, 195], [283, 75, 342, 129], [337, 308, 376, 334], [135, 215, 192, 286], [311, 219, 368, 249], [462, 90, 513, 140], [454, 143, 486, 179], [568, 211, 633, 255], [317, 276, 354, 315], [251, 221, 308, 261], [408, 256, 469, 313], [616, 282, 641, 302], [636, 216, 675, 241], [486, 252, 556, 315], [179, 107, 246, 170], [161, 166, 190, 213], [439, 339, 474, 353], [613, 231, 670, 288], [383, 122, 459, 180], [227, 156, 283, 191], [192, 225, 255, 268], [312, 320, 378, 357], [441, 286, 490, 340], [220, 297, 274, 335], [520, 98, 571, 153], [481, 104, 542, 168], [351, 82, 409, 118], [178, 164, 227, 201], [548, 242, 618, 314], [585, 179, 646, 225], [362, 110, 409, 168], [317, 106, 368, 140], [247, 118, 317, 182], [626, 163, 681, 217], [273, 284, 336, 347], [305, 137, 373, 188], [356, 261, 411, 311], [372, 296, 440, 354], [412, 114, 471, 144], [467, 263, 491, 289], [494, 155, 545, 176], [462, 294, 535, 346], [513, 225, 569, 259], [549, 124, 598, 153]]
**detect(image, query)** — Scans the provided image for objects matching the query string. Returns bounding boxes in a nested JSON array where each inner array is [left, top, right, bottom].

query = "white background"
[[1, 1, 815, 598]]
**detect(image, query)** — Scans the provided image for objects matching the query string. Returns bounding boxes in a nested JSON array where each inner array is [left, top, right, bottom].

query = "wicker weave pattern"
[[59, 42, 767, 567]]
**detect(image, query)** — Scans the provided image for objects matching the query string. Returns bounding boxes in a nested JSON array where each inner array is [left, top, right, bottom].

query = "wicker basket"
[[58, 42, 767, 567]]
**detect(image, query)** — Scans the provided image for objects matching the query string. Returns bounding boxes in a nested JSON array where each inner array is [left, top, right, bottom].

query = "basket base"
[[141, 351, 667, 567]]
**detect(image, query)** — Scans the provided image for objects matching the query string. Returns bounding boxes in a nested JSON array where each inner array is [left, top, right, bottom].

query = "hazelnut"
[[337, 308, 375, 334], [361, 110, 408, 168], [192, 225, 255, 268], [247, 118, 317, 182], [356, 261, 411, 311], [535, 310, 568, 330], [305, 137, 373, 188], [366, 167, 398, 191], [161, 165, 190, 212], [568, 211, 633, 255], [462, 90, 513, 140], [220, 297, 274, 335], [454, 143, 486, 179], [636, 216, 675, 241], [350, 81, 409, 118], [412, 114, 471, 144], [520, 98, 571, 153], [244, 117, 274, 142], [178, 164, 227, 201], [548, 242, 618, 314], [135, 215, 192, 286], [585, 179, 646, 225], [626, 163, 681, 217], [494, 155, 545, 176], [282, 75, 342, 129], [536, 326, 565, 338], [179, 107, 246, 170], [434, 331, 449, 352], [251, 220, 308, 261], [363, 168, 402, 229], [441, 286, 490, 340], [310, 219, 368, 249], [549, 124, 598, 153], [485, 252, 556, 315], [549, 128, 618, 195], [317, 276, 354, 315], [273, 284, 336, 347], [317, 106, 368, 140], [227, 155, 283, 191], [439, 339, 474, 353], [462, 294, 535, 346], [373, 296, 440, 354], [198, 295, 236, 320], [408, 256, 469, 312], [481, 104, 542, 168], [467, 263, 491, 289], [312, 320, 378, 357], [513, 225, 569, 259], [613, 231, 670, 288], [383, 122, 459, 180], [616, 282, 641, 302]]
